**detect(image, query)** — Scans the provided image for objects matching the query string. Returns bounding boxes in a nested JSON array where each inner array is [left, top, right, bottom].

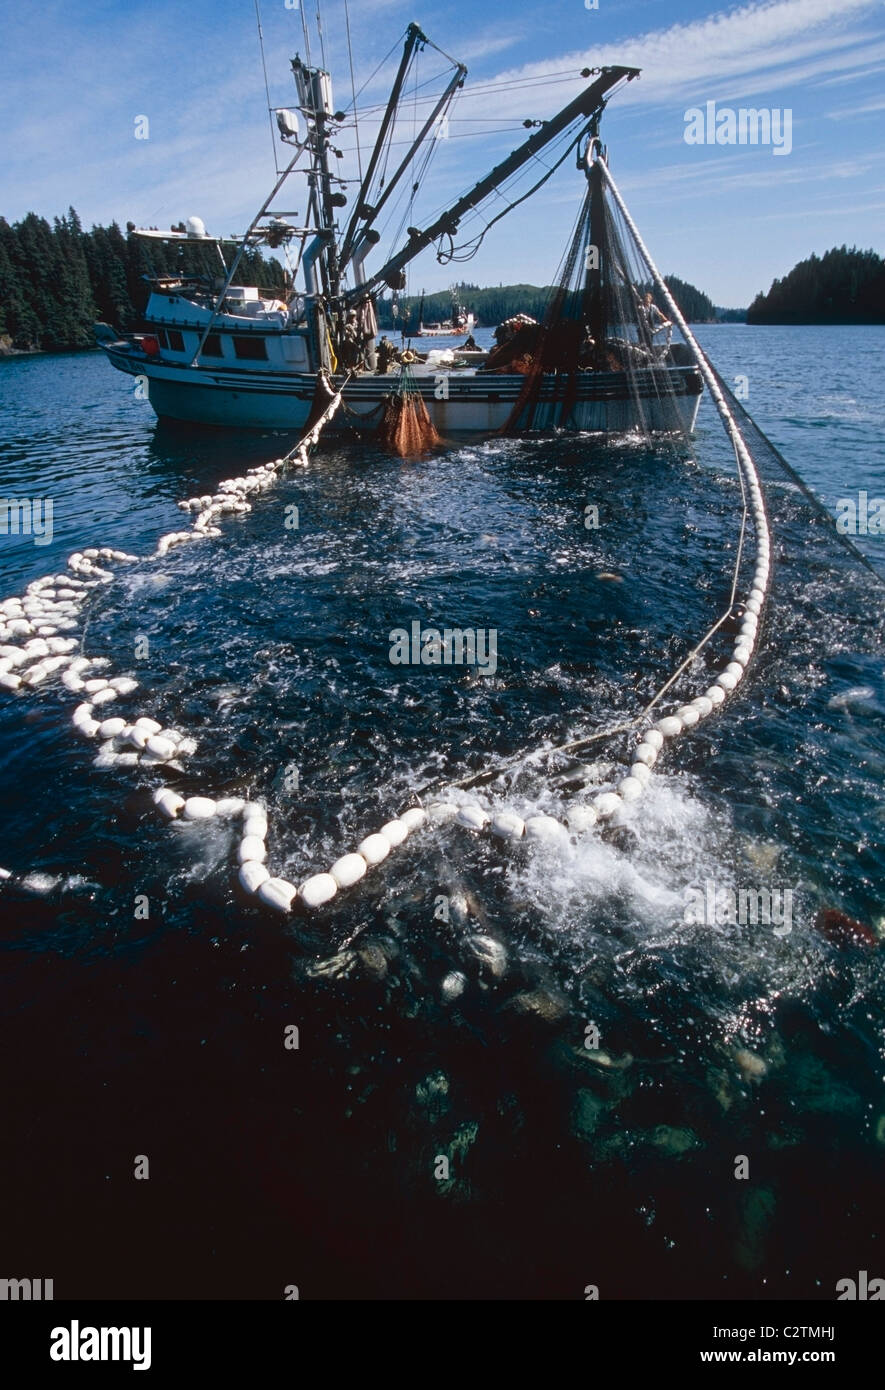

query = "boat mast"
[[585, 127, 608, 364], [344, 66, 639, 306], [292, 56, 343, 299], [337, 23, 427, 271], [339, 65, 468, 275]]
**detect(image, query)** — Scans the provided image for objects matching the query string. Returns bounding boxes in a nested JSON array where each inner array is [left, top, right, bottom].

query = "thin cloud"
[[827, 95, 885, 119], [456, 0, 883, 118]]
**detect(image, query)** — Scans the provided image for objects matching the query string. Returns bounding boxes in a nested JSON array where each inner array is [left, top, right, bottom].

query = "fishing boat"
[[416, 291, 476, 338], [95, 26, 702, 439]]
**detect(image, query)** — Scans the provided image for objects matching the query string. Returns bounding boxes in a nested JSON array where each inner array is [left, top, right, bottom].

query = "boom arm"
[[343, 65, 639, 305]]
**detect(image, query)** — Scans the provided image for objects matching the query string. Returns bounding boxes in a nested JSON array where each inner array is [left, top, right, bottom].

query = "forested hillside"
[[377, 274, 733, 331], [0, 206, 747, 353], [0, 208, 285, 353], [747, 247, 885, 323]]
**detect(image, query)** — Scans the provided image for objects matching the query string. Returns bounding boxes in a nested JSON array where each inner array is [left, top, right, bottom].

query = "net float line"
[[0, 376, 345, 832], [1, 173, 770, 916]]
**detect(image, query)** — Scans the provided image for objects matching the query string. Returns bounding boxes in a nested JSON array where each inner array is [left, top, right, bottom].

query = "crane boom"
[[343, 65, 639, 305]]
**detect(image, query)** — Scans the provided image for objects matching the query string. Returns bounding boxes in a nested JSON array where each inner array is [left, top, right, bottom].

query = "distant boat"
[[95, 28, 701, 439], [417, 293, 476, 338]]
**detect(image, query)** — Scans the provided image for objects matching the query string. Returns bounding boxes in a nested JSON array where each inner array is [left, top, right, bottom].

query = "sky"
[[1, 0, 883, 307]]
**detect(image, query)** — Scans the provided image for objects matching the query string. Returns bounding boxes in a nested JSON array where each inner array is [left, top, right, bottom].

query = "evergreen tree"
[[0, 206, 291, 351], [748, 246, 885, 323]]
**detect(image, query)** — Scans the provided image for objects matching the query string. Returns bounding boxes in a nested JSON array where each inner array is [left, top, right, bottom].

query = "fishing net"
[[378, 362, 442, 457], [710, 367, 883, 585], [498, 158, 700, 437]]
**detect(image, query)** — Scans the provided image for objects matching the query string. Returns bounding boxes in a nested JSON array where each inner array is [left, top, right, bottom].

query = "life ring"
[[400, 349, 416, 364]]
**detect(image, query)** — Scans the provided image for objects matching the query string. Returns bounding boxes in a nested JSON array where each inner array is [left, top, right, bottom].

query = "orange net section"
[[377, 366, 442, 457]]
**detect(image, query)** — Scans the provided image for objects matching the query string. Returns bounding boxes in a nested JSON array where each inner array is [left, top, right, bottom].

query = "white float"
[[675, 705, 700, 726], [655, 716, 683, 738], [238, 835, 267, 863], [329, 853, 368, 888], [618, 776, 644, 801], [456, 804, 489, 831], [524, 814, 569, 844], [593, 792, 622, 819], [134, 717, 162, 735], [490, 811, 526, 840], [300, 873, 338, 908], [357, 833, 391, 865], [98, 717, 126, 739], [153, 788, 185, 818], [691, 696, 714, 716], [258, 877, 298, 913], [145, 735, 176, 760], [380, 819, 409, 846]]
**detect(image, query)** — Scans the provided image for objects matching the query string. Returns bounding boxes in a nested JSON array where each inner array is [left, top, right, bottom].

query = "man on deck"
[[638, 290, 672, 356]]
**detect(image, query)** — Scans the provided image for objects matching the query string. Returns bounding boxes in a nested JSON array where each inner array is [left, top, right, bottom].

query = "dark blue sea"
[[0, 325, 882, 1299]]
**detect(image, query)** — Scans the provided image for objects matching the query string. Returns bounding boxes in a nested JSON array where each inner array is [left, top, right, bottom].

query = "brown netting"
[[495, 157, 690, 436], [377, 365, 442, 457]]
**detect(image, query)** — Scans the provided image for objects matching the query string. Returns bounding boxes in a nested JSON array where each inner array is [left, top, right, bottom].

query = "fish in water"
[[814, 906, 878, 948]]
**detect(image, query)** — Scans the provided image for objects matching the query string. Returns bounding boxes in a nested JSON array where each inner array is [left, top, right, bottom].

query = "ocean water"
[[0, 329, 882, 1300]]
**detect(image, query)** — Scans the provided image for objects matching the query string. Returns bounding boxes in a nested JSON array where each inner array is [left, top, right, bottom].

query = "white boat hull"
[[101, 344, 702, 436]]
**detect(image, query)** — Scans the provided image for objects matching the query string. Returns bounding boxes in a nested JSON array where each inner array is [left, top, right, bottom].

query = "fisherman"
[[637, 290, 672, 356], [376, 336, 399, 374], [578, 327, 597, 367], [339, 309, 361, 369]]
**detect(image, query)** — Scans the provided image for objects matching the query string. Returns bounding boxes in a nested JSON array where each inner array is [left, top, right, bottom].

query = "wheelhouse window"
[[166, 329, 185, 351], [233, 335, 268, 361], [153, 328, 169, 349], [200, 333, 224, 358]]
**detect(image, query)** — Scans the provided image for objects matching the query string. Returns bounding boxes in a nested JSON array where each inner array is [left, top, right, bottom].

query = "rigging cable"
[[353, 68, 601, 117], [438, 126, 590, 263], [343, 0, 363, 184], [253, 0, 281, 175], [300, 0, 312, 66], [315, 0, 328, 73]]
